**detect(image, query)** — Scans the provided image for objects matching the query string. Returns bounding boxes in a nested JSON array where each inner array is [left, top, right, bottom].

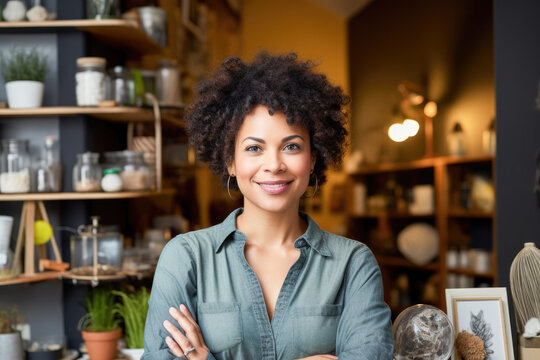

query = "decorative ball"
[[393, 304, 454, 360], [34, 220, 53, 245], [397, 223, 438, 265]]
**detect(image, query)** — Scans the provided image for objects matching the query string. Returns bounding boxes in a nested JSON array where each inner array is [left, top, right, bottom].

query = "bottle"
[[108, 66, 134, 106], [73, 152, 101, 192], [36, 136, 61, 192], [0, 139, 31, 193], [447, 122, 467, 156], [75, 57, 106, 106]]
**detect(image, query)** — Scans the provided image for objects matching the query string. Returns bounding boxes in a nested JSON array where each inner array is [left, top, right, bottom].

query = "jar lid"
[[1, 139, 29, 152], [103, 168, 121, 175], [77, 152, 100, 163], [77, 57, 106, 68]]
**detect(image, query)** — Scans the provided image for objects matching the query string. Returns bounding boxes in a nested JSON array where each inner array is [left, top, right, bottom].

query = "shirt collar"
[[214, 208, 331, 257]]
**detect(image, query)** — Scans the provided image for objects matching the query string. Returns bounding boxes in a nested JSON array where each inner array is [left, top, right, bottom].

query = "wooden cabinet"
[[346, 155, 496, 316]]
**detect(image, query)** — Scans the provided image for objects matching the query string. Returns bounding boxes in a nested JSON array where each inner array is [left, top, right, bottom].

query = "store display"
[[397, 223, 438, 265], [0, 139, 31, 193], [73, 152, 101, 192], [75, 57, 107, 106]]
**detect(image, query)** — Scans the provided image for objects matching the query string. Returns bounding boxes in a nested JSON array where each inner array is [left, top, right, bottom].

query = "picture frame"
[[445, 287, 514, 360]]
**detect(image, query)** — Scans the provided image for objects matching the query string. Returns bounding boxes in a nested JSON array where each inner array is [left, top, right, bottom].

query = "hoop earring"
[[305, 175, 318, 198], [227, 175, 234, 199]]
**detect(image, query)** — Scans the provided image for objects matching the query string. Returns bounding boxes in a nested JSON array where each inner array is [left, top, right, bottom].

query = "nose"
[[263, 150, 286, 173]]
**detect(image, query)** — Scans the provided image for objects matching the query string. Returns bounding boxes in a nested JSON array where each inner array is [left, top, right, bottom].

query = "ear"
[[227, 162, 236, 176], [310, 155, 316, 173]]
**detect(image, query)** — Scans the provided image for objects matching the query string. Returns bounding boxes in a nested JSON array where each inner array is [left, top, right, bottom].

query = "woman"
[[142, 53, 394, 360]]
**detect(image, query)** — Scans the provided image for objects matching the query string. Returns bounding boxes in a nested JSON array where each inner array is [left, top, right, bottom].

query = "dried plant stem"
[[510, 242, 540, 333]]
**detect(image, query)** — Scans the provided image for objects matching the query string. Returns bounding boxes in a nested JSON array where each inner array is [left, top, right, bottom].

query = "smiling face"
[[228, 105, 315, 215]]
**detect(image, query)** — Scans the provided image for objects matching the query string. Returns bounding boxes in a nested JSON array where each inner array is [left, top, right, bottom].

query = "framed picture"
[[446, 287, 514, 360]]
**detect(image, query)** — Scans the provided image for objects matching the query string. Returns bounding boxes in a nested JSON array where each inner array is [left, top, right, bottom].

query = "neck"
[[236, 203, 306, 248]]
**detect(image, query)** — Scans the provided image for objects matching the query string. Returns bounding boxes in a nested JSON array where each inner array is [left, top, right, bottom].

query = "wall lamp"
[[388, 81, 438, 157]]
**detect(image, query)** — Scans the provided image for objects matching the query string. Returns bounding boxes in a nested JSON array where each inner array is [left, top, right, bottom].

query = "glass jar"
[[155, 59, 181, 105], [101, 168, 123, 192], [36, 136, 62, 192], [76, 57, 106, 106], [119, 150, 150, 191], [108, 66, 135, 106], [73, 152, 101, 192], [0, 139, 31, 193]]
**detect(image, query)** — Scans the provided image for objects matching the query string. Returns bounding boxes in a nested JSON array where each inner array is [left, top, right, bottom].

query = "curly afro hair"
[[185, 52, 349, 190]]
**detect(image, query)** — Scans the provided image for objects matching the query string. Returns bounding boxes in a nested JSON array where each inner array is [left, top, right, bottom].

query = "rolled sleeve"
[[142, 236, 201, 359], [336, 247, 394, 359]]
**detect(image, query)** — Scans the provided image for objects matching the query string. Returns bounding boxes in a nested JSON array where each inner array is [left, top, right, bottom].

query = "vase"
[[82, 327, 122, 360], [5, 81, 44, 108], [510, 242, 540, 333], [121, 348, 144, 360], [0, 332, 24, 360]]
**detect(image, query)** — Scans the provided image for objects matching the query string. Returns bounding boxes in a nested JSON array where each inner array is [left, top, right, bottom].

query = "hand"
[[163, 304, 210, 359], [295, 355, 338, 360]]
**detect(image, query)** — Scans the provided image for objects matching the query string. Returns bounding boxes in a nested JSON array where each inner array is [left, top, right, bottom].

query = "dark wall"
[[348, 0, 494, 163], [494, 0, 540, 351]]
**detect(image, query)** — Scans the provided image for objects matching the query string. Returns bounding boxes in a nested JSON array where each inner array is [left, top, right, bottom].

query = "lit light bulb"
[[388, 123, 409, 142], [424, 101, 437, 118], [403, 119, 419, 137]]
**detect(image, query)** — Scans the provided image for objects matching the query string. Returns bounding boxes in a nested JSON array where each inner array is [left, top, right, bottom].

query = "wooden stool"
[[12, 201, 62, 276]]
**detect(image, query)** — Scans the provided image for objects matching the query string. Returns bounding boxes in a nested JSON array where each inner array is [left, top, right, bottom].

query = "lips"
[[256, 180, 293, 195]]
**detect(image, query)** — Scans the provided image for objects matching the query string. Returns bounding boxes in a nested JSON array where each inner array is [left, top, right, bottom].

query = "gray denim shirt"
[[142, 208, 394, 359]]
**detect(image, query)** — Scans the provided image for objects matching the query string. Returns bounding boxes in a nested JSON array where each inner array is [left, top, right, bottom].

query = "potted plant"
[[78, 288, 122, 360], [113, 287, 150, 360], [0, 307, 24, 360], [0, 47, 48, 108]]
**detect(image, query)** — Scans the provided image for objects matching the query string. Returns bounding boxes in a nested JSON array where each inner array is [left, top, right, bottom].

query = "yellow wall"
[[241, 0, 349, 92], [241, 0, 349, 234]]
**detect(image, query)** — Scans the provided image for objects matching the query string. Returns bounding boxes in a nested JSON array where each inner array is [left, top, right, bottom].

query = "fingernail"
[[180, 304, 187, 313], [169, 307, 178, 316], [163, 320, 170, 328], [165, 336, 172, 344]]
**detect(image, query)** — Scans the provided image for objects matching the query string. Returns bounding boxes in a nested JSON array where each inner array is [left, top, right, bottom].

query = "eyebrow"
[[241, 135, 305, 144]]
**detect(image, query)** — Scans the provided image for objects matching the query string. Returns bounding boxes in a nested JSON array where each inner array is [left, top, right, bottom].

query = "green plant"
[[0, 48, 48, 83], [0, 306, 21, 334], [78, 288, 120, 332], [113, 287, 150, 349]]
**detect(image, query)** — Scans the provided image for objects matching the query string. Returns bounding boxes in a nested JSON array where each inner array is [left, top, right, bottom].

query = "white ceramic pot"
[[0, 333, 24, 360], [121, 348, 144, 360], [5, 81, 44, 108]]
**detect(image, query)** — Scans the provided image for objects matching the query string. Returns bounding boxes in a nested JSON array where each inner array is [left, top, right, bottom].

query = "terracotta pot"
[[82, 328, 122, 360]]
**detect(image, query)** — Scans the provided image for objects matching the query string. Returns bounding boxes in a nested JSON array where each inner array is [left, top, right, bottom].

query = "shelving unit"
[[0, 189, 175, 201], [0, 271, 62, 287], [0, 19, 161, 53], [346, 154, 496, 315]]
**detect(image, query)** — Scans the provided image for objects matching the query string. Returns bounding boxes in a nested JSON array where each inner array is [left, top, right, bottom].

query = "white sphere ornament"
[[397, 223, 439, 265], [26, 5, 48, 22], [3, 0, 27, 22]]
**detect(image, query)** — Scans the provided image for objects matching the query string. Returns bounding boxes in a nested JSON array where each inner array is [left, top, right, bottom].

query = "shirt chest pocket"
[[198, 302, 243, 353], [293, 304, 343, 355]]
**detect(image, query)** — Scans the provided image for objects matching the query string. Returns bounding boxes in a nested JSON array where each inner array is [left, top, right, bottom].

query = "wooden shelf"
[[0, 107, 184, 127], [351, 212, 435, 219], [376, 256, 439, 271], [448, 208, 494, 218], [351, 154, 494, 175], [447, 268, 495, 278], [0, 189, 175, 201], [0, 271, 62, 286], [0, 19, 161, 53]]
